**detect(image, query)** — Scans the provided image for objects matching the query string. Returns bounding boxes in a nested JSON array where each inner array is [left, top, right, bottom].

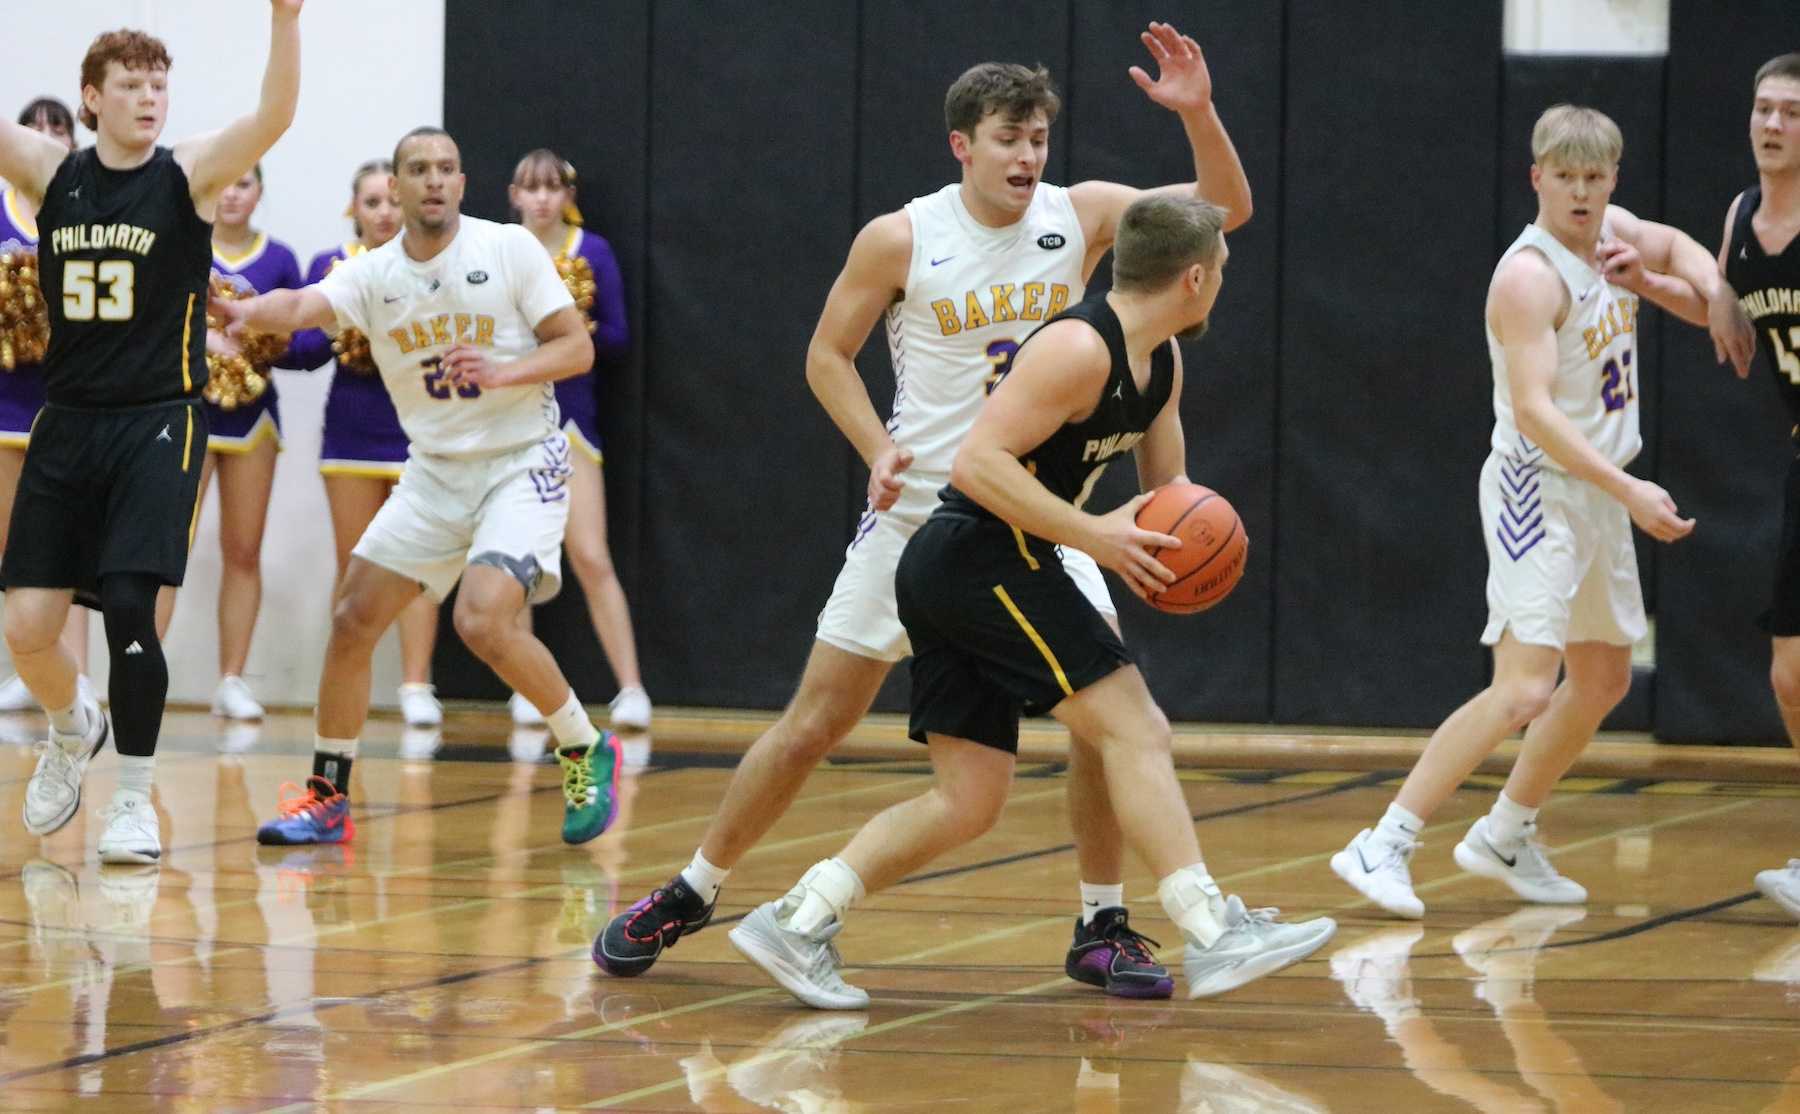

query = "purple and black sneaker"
[[1065, 907, 1174, 999], [594, 875, 715, 977]]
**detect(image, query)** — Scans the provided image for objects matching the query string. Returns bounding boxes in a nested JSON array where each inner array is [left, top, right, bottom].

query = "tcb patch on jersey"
[[466, 270, 489, 284], [1037, 233, 1066, 250]]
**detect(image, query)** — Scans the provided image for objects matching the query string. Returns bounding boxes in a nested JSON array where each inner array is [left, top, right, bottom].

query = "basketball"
[[1134, 482, 1248, 614]]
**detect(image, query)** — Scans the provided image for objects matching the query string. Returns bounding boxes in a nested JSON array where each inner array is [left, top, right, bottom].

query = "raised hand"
[[1128, 22, 1214, 114]]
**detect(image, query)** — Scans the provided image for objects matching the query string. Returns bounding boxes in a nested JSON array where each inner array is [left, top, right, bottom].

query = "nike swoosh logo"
[[1354, 844, 1376, 873], [1578, 287, 1595, 302], [1483, 835, 1517, 868], [930, 255, 956, 266], [384, 295, 403, 303]]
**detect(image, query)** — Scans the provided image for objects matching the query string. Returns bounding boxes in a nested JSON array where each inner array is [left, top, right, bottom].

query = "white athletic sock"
[[782, 858, 865, 936], [315, 733, 359, 760], [1486, 792, 1538, 846], [48, 697, 87, 740], [1157, 863, 1226, 949], [680, 850, 730, 903], [1080, 882, 1124, 924], [116, 754, 155, 797], [1375, 802, 1424, 845], [545, 690, 596, 749]]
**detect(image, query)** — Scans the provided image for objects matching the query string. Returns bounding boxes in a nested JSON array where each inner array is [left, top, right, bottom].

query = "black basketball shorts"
[[1, 399, 207, 608], [1767, 446, 1800, 637], [896, 510, 1131, 753]]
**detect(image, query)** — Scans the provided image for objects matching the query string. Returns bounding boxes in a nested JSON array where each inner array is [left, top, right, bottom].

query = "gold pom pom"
[[332, 327, 377, 375], [0, 247, 52, 372], [203, 274, 286, 410], [555, 253, 599, 335]]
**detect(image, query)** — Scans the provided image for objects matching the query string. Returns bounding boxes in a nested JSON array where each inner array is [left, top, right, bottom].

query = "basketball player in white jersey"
[[1331, 105, 1744, 918], [209, 127, 625, 849], [598, 23, 1251, 998]]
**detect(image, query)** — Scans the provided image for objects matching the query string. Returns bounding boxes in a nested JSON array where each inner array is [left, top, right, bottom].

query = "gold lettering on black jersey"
[[1741, 287, 1800, 320], [51, 222, 157, 257], [1080, 430, 1146, 462]]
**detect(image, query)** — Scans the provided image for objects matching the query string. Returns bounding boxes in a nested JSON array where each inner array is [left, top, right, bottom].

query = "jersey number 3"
[[62, 260, 135, 322], [1772, 327, 1800, 386]]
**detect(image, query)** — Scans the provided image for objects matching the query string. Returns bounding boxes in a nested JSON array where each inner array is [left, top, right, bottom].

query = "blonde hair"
[[1111, 196, 1227, 293], [1531, 104, 1622, 169]]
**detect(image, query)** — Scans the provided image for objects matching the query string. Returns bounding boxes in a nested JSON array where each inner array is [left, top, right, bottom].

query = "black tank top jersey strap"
[[1725, 184, 1800, 426], [36, 147, 213, 408], [940, 290, 1177, 521]]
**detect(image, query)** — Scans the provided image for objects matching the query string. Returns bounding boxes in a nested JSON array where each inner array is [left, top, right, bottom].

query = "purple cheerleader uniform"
[[208, 233, 303, 451], [286, 242, 409, 477], [552, 226, 628, 463], [0, 189, 48, 448]]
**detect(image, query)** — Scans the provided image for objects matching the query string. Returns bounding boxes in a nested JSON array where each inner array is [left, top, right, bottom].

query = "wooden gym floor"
[[0, 707, 1796, 1111]]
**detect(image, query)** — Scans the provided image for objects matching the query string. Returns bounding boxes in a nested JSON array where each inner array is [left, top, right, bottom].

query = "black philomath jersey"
[[941, 291, 1176, 523], [37, 147, 211, 407], [1726, 185, 1800, 426]]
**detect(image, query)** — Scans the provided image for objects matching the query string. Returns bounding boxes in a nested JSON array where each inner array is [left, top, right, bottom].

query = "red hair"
[[78, 29, 172, 130]]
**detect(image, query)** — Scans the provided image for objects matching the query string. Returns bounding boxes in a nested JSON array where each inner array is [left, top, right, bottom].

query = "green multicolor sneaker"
[[559, 730, 624, 845]]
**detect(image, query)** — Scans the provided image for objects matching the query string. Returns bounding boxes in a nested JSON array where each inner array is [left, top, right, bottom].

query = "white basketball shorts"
[[1478, 448, 1645, 649], [353, 431, 573, 605], [817, 503, 1116, 663]]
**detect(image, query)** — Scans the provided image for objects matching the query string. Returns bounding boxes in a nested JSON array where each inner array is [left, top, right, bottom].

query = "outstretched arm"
[[1069, 22, 1252, 278], [176, 0, 303, 215], [1600, 204, 1754, 374], [0, 121, 69, 207], [213, 286, 337, 336], [807, 209, 914, 510]]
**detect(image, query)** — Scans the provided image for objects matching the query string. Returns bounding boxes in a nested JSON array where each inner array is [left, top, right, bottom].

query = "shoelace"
[[27, 745, 77, 800], [274, 781, 330, 821], [1102, 923, 1163, 966], [1513, 824, 1559, 876], [559, 750, 594, 807], [1381, 838, 1419, 870]]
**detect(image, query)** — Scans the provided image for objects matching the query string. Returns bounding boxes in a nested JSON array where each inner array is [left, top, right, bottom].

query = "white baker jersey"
[[883, 182, 1087, 518], [317, 215, 574, 458], [1487, 222, 1642, 469]]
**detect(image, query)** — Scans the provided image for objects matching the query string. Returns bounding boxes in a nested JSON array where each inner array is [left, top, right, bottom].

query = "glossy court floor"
[[0, 708, 1797, 1112]]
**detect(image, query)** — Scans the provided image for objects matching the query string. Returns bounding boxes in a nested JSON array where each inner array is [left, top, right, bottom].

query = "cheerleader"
[[506, 150, 649, 730], [285, 160, 441, 727], [197, 165, 303, 720], [0, 97, 88, 712]]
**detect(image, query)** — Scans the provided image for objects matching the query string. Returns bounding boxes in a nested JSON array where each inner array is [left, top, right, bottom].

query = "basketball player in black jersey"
[[1725, 54, 1800, 921], [0, 4, 303, 864], [728, 196, 1335, 1009]]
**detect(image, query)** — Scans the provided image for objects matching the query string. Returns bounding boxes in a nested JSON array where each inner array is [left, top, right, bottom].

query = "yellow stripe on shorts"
[[992, 584, 1073, 697]]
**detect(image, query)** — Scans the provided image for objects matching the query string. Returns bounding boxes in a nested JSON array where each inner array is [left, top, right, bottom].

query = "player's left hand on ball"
[[1129, 22, 1214, 113], [1597, 238, 1645, 292], [440, 344, 502, 389]]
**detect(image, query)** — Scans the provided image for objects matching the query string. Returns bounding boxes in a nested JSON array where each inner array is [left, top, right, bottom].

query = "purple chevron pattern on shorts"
[[1495, 445, 1546, 560], [530, 434, 573, 503]]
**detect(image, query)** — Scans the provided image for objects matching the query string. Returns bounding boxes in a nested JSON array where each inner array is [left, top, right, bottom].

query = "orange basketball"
[[1134, 482, 1248, 614]]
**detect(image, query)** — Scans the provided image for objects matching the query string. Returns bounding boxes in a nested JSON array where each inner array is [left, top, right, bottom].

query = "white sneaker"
[[0, 673, 35, 711], [1453, 816, 1587, 904], [1182, 895, 1337, 999], [728, 900, 870, 1010], [211, 675, 265, 720], [1331, 828, 1425, 918], [1755, 860, 1800, 921], [97, 792, 161, 864], [509, 691, 545, 726], [1329, 925, 1424, 1024], [398, 682, 443, 727], [23, 693, 110, 836], [610, 685, 652, 730], [508, 726, 551, 763]]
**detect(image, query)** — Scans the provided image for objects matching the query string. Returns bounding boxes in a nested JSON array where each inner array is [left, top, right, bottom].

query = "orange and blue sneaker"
[[256, 776, 355, 845], [1065, 907, 1174, 999], [559, 730, 624, 845]]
